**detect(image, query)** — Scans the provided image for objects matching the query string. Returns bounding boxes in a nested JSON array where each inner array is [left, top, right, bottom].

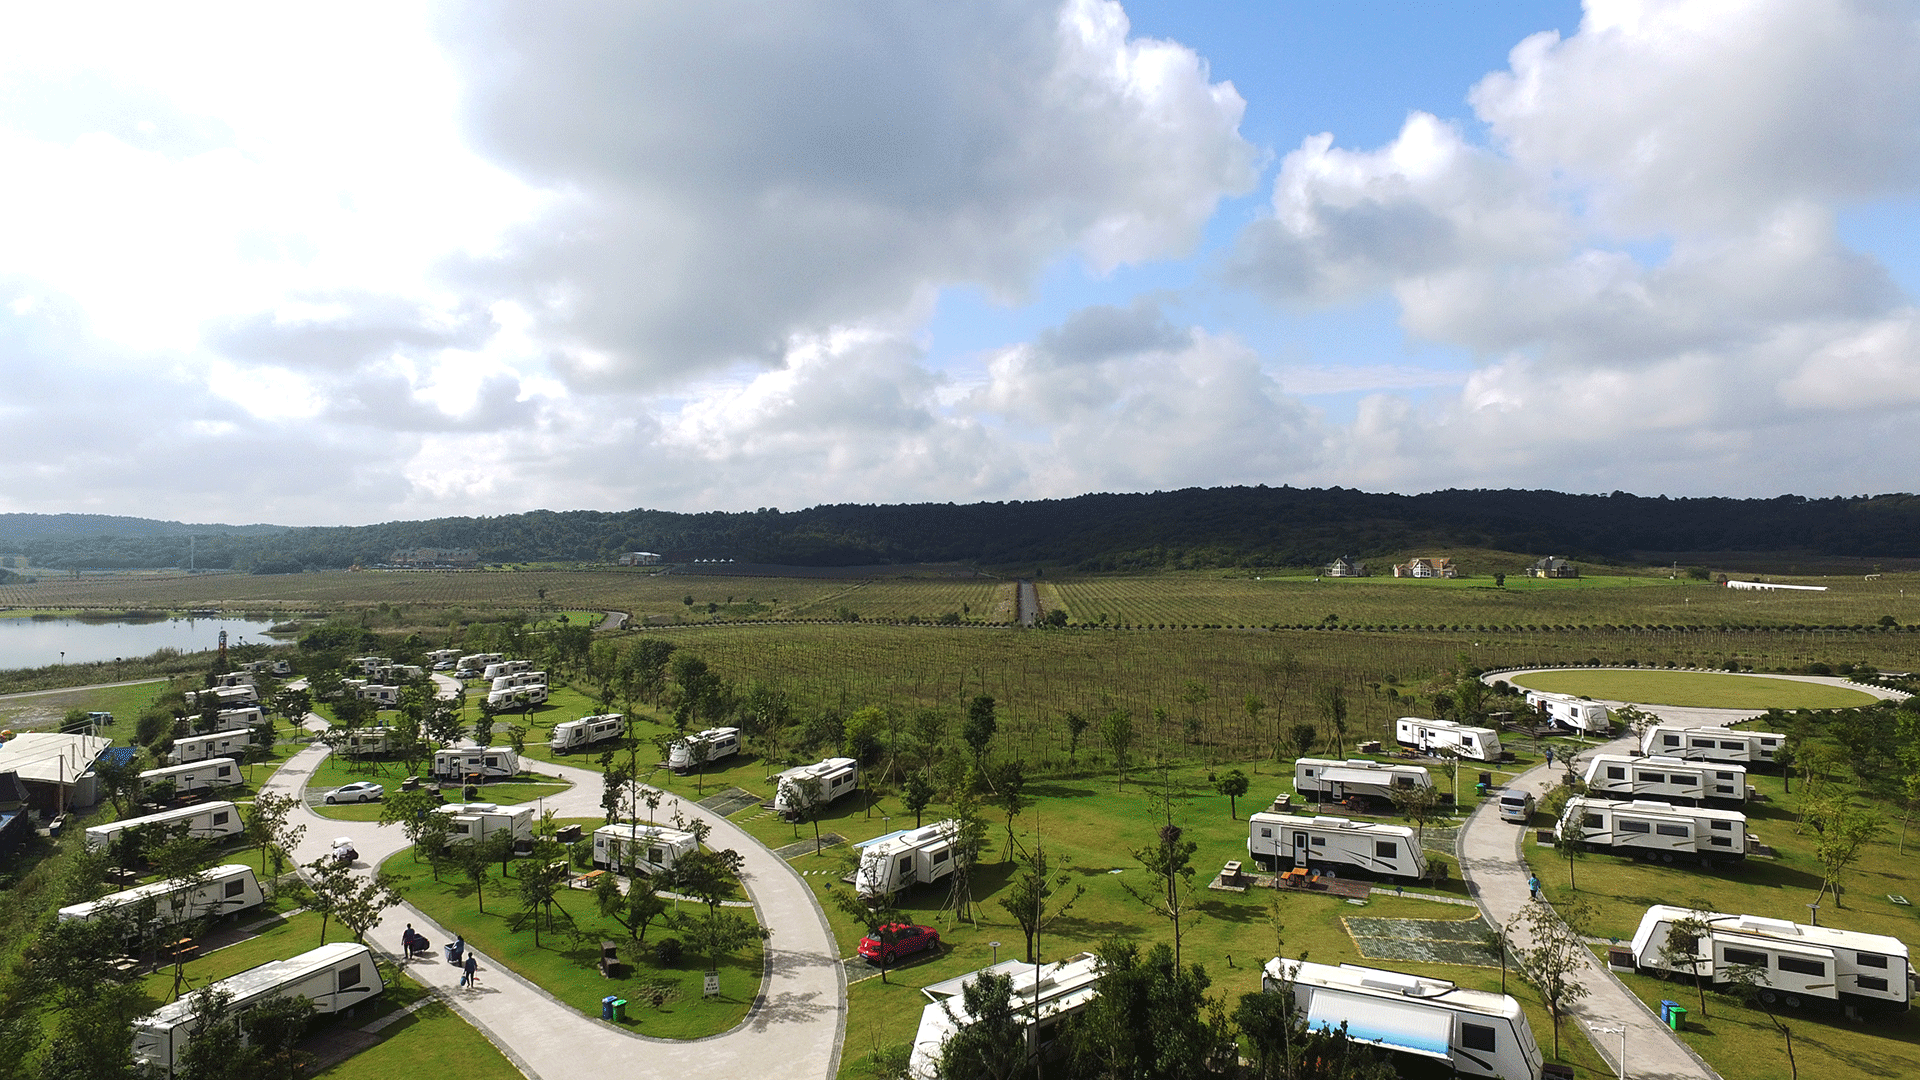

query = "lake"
[[0, 616, 279, 671]]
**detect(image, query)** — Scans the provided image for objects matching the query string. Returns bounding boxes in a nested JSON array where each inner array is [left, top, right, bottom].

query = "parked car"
[[857, 922, 941, 965], [326, 781, 384, 805]]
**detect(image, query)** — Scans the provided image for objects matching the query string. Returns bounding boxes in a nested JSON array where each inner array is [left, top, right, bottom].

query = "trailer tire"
[[1660, 853, 1675, 863], [1760, 989, 1779, 1005], [1785, 994, 1803, 1009]]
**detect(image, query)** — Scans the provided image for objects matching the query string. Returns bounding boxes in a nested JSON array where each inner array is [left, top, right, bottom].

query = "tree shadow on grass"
[[1026, 783, 1099, 799]]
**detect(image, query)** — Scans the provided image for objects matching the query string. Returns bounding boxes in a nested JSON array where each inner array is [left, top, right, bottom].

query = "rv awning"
[[1320, 766, 1410, 787], [1306, 989, 1452, 1062]]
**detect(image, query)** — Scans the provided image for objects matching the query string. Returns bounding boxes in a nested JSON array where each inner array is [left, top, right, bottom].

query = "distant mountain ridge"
[[2, 487, 1918, 572]]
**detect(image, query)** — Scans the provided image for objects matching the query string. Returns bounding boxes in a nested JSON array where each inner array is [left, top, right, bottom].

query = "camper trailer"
[[1583, 754, 1747, 807], [170, 730, 256, 765], [426, 649, 462, 670], [132, 942, 385, 1077], [592, 823, 699, 875], [668, 727, 740, 772], [908, 953, 1103, 1080], [855, 820, 960, 899], [59, 864, 263, 926], [85, 801, 244, 853], [1631, 905, 1912, 1011], [773, 757, 860, 819], [455, 653, 503, 678], [489, 670, 547, 693], [482, 659, 535, 680], [485, 683, 549, 709], [198, 706, 265, 735], [432, 802, 534, 847], [1293, 758, 1433, 806], [1268, 960, 1543, 1080], [549, 713, 624, 753], [1496, 789, 1535, 824], [335, 726, 393, 757], [1555, 798, 1749, 864], [1246, 813, 1428, 881], [140, 758, 242, 798], [341, 679, 400, 707], [1393, 717, 1505, 762], [430, 747, 520, 782], [211, 672, 256, 693], [183, 686, 256, 711], [346, 656, 391, 676], [1525, 690, 1611, 735], [1640, 725, 1786, 768]]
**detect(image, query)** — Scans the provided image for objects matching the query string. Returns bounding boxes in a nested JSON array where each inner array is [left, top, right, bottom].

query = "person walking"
[[463, 952, 479, 989], [1528, 873, 1541, 900], [1545, 747, 1555, 767]]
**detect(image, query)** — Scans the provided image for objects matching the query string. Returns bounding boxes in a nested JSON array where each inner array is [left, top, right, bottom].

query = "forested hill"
[[3, 488, 1919, 572]]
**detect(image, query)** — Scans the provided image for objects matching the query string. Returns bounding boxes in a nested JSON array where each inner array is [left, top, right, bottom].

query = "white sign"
[[703, 971, 720, 997]]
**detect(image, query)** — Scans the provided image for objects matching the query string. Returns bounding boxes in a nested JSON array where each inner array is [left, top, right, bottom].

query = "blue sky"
[[1, 1, 1917, 524]]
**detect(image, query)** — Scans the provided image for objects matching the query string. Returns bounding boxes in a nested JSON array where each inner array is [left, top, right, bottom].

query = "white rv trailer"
[[485, 683, 549, 709], [855, 820, 960, 899], [430, 747, 520, 782], [1584, 754, 1747, 807], [347, 656, 391, 676], [482, 659, 535, 680], [773, 757, 860, 819], [426, 648, 462, 669], [85, 801, 244, 853], [139, 758, 242, 798], [341, 679, 400, 707], [455, 653, 504, 678], [1524, 690, 1611, 735], [907, 952, 1103, 1080], [211, 672, 256, 692], [549, 713, 624, 753], [1246, 813, 1427, 881], [1631, 905, 1912, 1011], [334, 726, 393, 757], [1392, 717, 1504, 761], [132, 942, 384, 1077], [59, 864, 263, 926], [183, 686, 256, 711], [668, 727, 740, 772], [170, 730, 256, 765], [489, 670, 547, 693], [1293, 758, 1433, 805], [197, 706, 265, 735], [1555, 797, 1749, 864], [1640, 725, 1786, 767], [1268, 960, 1543, 1080], [592, 823, 699, 874], [432, 802, 534, 846]]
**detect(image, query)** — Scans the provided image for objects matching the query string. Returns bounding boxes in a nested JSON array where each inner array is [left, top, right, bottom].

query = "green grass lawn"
[[299, 751, 573, 822], [0, 678, 171, 732], [1507, 669, 1880, 709], [379, 846, 761, 1039], [312, 989, 526, 1080]]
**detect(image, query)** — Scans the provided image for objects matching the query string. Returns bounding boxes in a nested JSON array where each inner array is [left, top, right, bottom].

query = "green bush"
[[653, 938, 683, 966]]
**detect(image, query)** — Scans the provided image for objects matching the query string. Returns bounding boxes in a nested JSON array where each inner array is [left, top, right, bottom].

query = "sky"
[[3, 0, 1919, 526]]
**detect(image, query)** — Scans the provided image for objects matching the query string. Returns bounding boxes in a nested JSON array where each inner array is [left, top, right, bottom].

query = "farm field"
[[1508, 668, 1882, 709]]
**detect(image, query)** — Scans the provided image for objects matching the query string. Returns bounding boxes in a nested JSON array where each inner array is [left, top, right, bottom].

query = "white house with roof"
[[0, 732, 112, 815]]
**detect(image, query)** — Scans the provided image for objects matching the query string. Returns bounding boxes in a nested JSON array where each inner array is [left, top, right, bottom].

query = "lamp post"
[[1587, 1021, 1625, 1080], [990, 941, 1001, 966]]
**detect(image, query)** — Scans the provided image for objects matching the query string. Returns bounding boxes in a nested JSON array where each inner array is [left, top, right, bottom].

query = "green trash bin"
[[1669, 1005, 1687, 1031], [612, 998, 628, 1022]]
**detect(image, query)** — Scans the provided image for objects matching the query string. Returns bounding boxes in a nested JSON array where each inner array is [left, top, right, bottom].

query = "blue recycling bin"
[[1660, 1000, 1678, 1025], [602, 995, 619, 1020]]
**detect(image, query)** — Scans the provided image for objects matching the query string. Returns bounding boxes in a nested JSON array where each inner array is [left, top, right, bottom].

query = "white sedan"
[[325, 781, 384, 804]]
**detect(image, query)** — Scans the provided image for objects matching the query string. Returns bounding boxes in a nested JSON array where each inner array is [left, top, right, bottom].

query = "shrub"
[[654, 938, 683, 966]]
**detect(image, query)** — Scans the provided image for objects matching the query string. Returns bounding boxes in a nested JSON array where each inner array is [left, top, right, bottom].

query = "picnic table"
[[572, 869, 609, 890]]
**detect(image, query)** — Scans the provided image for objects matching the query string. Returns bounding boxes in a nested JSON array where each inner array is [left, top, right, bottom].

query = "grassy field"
[[0, 678, 170, 732], [299, 752, 574, 822], [1507, 669, 1883, 709]]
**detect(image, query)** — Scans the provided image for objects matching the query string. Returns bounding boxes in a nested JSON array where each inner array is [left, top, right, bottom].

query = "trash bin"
[[1475, 781, 1489, 796], [601, 995, 618, 1020], [1669, 1005, 1687, 1031], [611, 998, 628, 1022], [1478, 771, 1493, 788], [445, 942, 460, 964], [1659, 1000, 1677, 1025]]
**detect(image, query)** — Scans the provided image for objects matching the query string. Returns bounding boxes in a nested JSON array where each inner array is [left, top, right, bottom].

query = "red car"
[[858, 922, 941, 965]]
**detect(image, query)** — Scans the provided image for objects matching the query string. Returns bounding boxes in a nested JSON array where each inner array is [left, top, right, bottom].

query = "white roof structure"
[[0, 732, 111, 785], [909, 952, 1102, 1080]]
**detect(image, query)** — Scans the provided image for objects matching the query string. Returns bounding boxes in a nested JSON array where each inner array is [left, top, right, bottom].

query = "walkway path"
[[259, 730, 845, 1080]]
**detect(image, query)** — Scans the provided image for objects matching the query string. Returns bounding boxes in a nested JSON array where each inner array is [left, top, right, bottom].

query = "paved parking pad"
[[1344, 916, 1502, 967], [697, 787, 766, 817]]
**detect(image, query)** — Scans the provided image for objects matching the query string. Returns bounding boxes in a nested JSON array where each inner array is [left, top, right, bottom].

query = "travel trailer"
[[132, 943, 384, 1077], [773, 757, 860, 819], [549, 713, 624, 753], [1640, 725, 1786, 768], [341, 679, 400, 707], [170, 730, 255, 765], [1293, 758, 1432, 806], [485, 683, 549, 709], [1524, 690, 1611, 735], [1496, 790, 1535, 824], [430, 747, 520, 782], [668, 727, 740, 772], [139, 758, 242, 798], [1268, 960, 1543, 1080], [855, 820, 960, 900], [1246, 812, 1428, 881], [59, 864, 263, 926], [432, 802, 534, 847], [488, 670, 547, 693], [482, 659, 535, 680], [1631, 905, 1912, 1011], [199, 706, 265, 735], [1583, 754, 1747, 807], [455, 653, 504, 678], [1555, 798, 1749, 864], [1393, 717, 1504, 762], [85, 801, 244, 853], [336, 726, 393, 757], [346, 656, 391, 676], [211, 672, 256, 692], [908, 953, 1103, 1080], [183, 686, 256, 711], [592, 823, 699, 875], [425, 649, 462, 669]]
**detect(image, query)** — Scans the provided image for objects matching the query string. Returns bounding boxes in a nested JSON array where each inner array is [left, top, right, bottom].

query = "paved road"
[[1015, 581, 1038, 627], [262, 729, 846, 1080]]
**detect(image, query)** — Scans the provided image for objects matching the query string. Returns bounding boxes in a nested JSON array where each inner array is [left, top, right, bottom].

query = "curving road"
[[262, 717, 845, 1080]]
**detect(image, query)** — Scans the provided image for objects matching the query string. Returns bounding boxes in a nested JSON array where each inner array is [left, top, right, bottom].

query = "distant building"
[[616, 552, 662, 566], [386, 548, 478, 569], [0, 732, 112, 815], [1393, 557, 1457, 579], [1528, 556, 1579, 579], [1324, 555, 1368, 577]]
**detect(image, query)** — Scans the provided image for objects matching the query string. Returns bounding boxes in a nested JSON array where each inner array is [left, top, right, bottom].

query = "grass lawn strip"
[[1509, 668, 1879, 709]]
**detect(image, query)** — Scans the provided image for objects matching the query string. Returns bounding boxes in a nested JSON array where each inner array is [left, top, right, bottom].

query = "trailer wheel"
[[1759, 989, 1779, 1005], [1784, 994, 1803, 1009], [1660, 853, 1675, 863]]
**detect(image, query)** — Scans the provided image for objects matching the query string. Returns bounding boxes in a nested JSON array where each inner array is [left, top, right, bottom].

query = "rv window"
[[1607, 767, 1626, 780], [1690, 740, 1714, 749], [1671, 774, 1697, 787], [1373, 842, 1397, 859], [1720, 741, 1742, 750], [1637, 772, 1664, 784], [1710, 837, 1733, 847], [1395, 777, 1413, 788], [1724, 947, 1769, 968], [898, 857, 912, 874], [1460, 1023, 1497, 1052], [1857, 952, 1889, 969], [1710, 821, 1733, 831], [1260, 828, 1272, 838], [1310, 837, 1325, 847], [1583, 814, 1604, 828], [650, 848, 665, 864], [339, 964, 363, 991], [225, 879, 245, 897], [485, 757, 499, 767], [1656, 824, 1688, 837], [1760, 739, 1778, 747], [1716, 772, 1735, 780], [1619, 821, 1651, 833], [213, 812, 229, 826], [1857, 976, 1890, 993], [932, 850, 949, 864], [1778, 956, 1825, 977], [1662, 735, 1681, 746]]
